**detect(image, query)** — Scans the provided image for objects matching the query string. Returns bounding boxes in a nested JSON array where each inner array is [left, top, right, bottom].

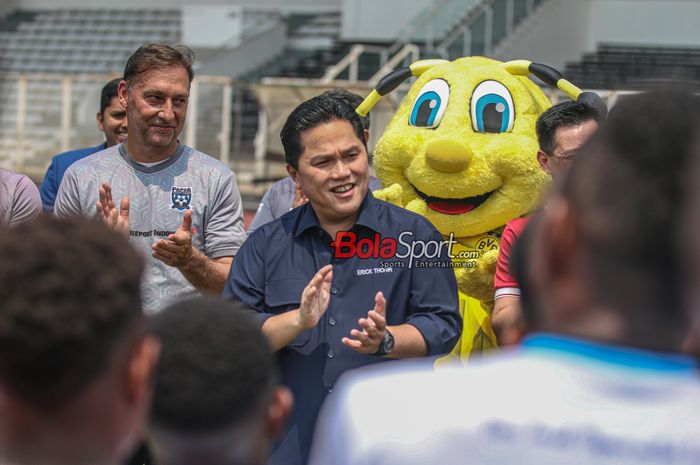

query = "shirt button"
[[331, 287, 338, 295], [329, 317, 336, 326], [327, 349, 335, 359], [327, 384, 334, 393]]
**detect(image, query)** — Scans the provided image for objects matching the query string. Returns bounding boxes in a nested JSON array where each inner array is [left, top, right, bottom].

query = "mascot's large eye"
[[470, 80, 515, 134], [409, 79, 449, 128]]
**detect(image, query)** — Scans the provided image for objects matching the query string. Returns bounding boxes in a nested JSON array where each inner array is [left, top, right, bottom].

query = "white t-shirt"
[[310, 334, 700, 465]]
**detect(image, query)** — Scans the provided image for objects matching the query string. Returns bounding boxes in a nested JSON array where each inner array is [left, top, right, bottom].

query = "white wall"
[[588, 0, 700, 48], [493, 0, 592, 71], [183, 5, 244, 48], [341, 0, 426, 42], [17, 0, 341, 12], [494, 0, 700, 73]]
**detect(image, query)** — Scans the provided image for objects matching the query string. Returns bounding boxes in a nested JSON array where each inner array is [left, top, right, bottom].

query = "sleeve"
[[54, 167, 85, 218], [403, 223, 462, 356], [204, 168, 247, 258], [494, 221, 521, 299], [222, 231, 275, 327], [246, 187, 275, 235], [39, 158, 59, 213], [8, 175, 41, 227]]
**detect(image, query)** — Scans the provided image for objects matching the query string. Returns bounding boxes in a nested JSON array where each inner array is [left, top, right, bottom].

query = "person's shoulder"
[[503, 216, 532, 240], [50, 143, 106, 165], [183, 146, 233, 173], [0, 168, 31, 190], [505, 216, 531, 231], [368, 175, 382, 191], [268, 176, 295, 193], [247, 204, 302, 241], [66, 144, 119, 172], [336, 353, 522, 408]]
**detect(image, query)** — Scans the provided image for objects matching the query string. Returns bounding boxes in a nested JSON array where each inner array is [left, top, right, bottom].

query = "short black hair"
[[123, 43, 195, 88], [150, 298, 275, 433], [536, 100, 602, 155], [0, 215, 144, 410], [320, 88, 371, 130], [562, 89, 700, 349], [280, 94, 366, 169], [100, 77, 122, 116]]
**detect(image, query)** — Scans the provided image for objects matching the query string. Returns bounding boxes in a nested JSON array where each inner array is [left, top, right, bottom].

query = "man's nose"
[[159, 100, 175, 121], [331, 160, 351, 178]]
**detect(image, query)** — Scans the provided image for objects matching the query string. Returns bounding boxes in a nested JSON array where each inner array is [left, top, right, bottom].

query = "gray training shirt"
[[55, 143, 246, 314], [0, 169, 41, 227]]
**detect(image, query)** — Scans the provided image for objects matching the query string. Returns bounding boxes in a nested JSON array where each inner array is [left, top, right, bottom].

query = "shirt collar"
[[521, 333, 697, 374], [293, 191, 380, 238], [118, 142, 185, 174]]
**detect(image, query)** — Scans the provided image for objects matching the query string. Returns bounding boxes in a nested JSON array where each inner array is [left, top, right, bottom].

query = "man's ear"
[[537, 150, 552, 176], [96, 112, 105, 132], [118, 80, 129, 110], [265, 386, 293, 440], [286, 165, 299, 184], [125, 335, 160, 405], [363, 128, 370, 144]]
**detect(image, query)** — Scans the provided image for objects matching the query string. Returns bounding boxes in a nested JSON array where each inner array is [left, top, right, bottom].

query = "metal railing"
[[0, 72, 234, 179]]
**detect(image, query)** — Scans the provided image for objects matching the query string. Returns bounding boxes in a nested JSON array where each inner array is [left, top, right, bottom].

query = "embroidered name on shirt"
[[356, 267, 394, 276]]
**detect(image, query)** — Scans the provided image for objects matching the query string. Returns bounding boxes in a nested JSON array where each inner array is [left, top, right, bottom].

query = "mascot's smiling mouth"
[[412, 185, 495, 215]]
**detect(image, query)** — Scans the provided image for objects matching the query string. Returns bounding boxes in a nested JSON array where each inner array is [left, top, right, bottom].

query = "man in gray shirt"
[[0, 168, 41, 227], [56, 44, 246, 313]]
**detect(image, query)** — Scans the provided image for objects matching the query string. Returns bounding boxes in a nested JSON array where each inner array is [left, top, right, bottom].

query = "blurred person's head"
[[98, 77, 128, 147], [148, 298, 292, 465], [119, 44, 195, 160], [281, 95, 369, 230], [0, 215, 158, 465], [524, 89, 700, 352], [536, 101, 601, 180]]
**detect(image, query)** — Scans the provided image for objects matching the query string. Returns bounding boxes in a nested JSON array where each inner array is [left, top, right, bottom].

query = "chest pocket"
[[265, 279, 310, 348]]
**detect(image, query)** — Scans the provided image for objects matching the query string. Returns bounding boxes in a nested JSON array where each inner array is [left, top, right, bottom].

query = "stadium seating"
[[564, 44, 700, 90], [0, 9, 180, 74]]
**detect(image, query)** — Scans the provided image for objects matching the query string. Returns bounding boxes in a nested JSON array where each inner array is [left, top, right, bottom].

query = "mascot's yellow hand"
[[455, 248, 500, 311], [405, 197, 427, 216], [372, 183, 403, 206]]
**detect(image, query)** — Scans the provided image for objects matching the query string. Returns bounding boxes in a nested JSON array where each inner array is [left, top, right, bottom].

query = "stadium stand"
[[0, 9, 180, 73], [564, 44, 700, 90]]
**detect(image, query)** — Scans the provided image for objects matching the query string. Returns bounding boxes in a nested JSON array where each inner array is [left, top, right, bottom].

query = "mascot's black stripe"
[[528, 62, 563, 87], [376, 67, 413, 96]]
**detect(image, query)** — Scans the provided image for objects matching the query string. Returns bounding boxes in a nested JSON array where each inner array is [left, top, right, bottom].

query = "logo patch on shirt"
[[170, 186, 192, 211]]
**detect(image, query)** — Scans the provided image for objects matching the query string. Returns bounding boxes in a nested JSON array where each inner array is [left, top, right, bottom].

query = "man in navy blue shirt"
[[40, 77, 127, 212], [223, 94, 461, 465]]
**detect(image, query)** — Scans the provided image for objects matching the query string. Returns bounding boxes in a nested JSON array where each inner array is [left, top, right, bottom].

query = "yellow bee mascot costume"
[[358, 57, 605, 362]]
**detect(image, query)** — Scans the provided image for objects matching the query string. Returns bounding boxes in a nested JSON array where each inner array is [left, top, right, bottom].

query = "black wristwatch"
[[372, 329, 395, 356]]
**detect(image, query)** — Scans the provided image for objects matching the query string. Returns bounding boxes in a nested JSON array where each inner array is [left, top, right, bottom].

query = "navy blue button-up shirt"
[[223, 192, 461, 465]]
